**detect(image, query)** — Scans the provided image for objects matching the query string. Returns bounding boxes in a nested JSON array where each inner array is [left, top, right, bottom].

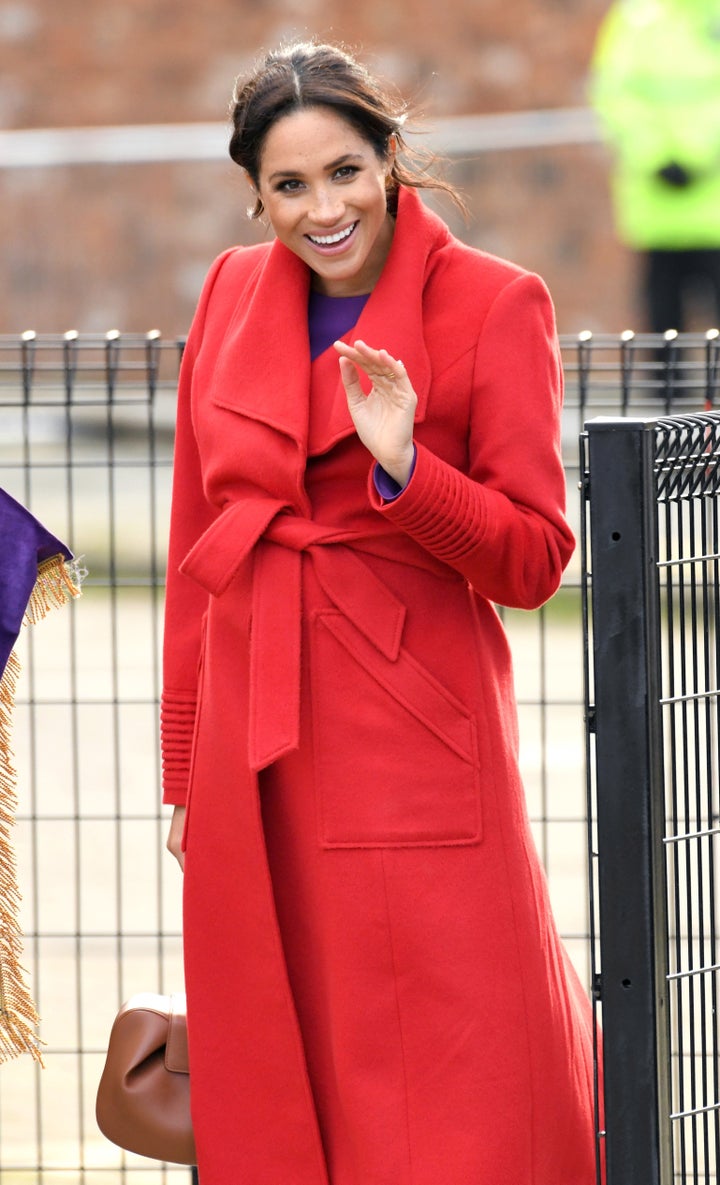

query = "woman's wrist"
[[375, 443, 415, 488], [373, 445, 417, 500]]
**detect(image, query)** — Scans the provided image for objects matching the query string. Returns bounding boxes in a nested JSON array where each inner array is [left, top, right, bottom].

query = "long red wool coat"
[[161, 185, 598, 1184]]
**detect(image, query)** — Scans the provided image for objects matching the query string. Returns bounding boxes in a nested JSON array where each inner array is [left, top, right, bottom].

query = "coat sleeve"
[[160, 250, 236, 806], [370, 271, 574, 610]]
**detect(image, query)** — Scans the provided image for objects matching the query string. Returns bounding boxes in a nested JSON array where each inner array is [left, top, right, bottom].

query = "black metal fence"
[[0, 328, 718, 1183], [584, 412, 720, 1185]]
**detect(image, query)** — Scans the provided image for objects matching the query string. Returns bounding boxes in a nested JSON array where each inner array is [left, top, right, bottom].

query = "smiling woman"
[[253, 108, 395, 296], [160, 38, 600, 1185]]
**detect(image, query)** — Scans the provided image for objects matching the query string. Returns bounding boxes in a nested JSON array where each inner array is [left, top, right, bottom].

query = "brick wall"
[[2, 0, 640, 334]]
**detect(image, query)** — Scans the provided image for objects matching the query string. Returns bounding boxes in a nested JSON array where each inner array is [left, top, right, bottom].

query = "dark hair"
[[229, 40, 465, 218]]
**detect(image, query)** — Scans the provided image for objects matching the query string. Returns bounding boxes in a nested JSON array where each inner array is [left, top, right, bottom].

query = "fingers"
[[166, 807, 186, 872], [337, 353, 362, 392], [167, 840, 185, 872], [334, 339, 405, 384]]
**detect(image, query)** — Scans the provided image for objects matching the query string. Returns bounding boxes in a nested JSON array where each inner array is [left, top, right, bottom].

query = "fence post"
[[586, 418, 673, 1185]]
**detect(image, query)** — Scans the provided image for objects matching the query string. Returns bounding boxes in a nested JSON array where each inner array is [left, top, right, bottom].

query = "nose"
[[308, 185, 344, 226]]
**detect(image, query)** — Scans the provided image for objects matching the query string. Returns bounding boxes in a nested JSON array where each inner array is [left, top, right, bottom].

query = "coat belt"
[[179, 500, 407, 770]]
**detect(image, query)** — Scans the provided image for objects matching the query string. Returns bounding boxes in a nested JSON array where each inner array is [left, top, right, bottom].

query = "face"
[[254, 106, 395, 297]]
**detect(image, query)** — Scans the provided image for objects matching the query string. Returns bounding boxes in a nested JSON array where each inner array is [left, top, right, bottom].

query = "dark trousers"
[[643, 248, 720, 333]]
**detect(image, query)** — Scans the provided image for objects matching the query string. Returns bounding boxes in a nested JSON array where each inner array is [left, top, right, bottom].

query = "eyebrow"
[[267, 152, 365, 184]]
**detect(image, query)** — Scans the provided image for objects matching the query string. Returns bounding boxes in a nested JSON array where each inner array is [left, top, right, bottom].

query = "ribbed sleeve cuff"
[[160, 689, 197, 805], [369, 441, 491, 563]]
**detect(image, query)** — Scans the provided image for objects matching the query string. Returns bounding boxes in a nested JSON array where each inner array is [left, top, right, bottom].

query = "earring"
[[246, 197, 265, 220]]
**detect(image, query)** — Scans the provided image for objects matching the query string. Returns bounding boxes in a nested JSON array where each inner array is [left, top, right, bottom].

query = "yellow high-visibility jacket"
[[590, 0, 720, 248]]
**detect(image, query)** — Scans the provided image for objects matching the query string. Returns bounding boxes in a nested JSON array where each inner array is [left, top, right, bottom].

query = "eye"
[[276, 178, 304, 193], [334, 165, 359, 181]]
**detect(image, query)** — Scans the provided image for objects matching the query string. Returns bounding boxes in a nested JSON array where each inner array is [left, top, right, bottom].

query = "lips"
[[306, 222, 358, 250]]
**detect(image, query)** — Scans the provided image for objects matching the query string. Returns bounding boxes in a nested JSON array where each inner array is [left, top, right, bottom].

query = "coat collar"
[[210, 186, 451, 452]]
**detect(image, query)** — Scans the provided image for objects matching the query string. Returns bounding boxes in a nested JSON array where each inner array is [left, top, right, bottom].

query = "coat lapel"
[[356, 185, 443, 419], [209, 240, 312, 450]]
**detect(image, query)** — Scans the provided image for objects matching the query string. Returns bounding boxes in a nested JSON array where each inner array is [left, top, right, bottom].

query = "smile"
[[306, 223, 358, 246]]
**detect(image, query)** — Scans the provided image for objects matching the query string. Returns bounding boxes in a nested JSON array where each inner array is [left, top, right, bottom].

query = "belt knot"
[[180, 500, 406, 770]]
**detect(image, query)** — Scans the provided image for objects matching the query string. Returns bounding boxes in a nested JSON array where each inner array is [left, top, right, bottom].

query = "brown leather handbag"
[[96, 992, 196, 1165]]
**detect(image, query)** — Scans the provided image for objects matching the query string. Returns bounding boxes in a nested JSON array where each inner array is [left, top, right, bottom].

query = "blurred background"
[[2, 0, 630, 335], [3, 5, 720, 1180]]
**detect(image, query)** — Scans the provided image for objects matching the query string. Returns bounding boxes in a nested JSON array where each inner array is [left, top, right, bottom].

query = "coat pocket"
[[311, 611, 482, 849]]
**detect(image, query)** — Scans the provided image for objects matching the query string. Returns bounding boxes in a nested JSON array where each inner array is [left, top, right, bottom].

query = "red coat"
[[162, 186, 597, 1184]]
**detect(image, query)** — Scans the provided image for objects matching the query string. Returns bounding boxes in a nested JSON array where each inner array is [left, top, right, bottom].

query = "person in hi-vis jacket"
[[590, 0, 720, 332]]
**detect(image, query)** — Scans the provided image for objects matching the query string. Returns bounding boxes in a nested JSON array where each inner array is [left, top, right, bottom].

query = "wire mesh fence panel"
[[655, 420, 720, 1185], [1, 328, 719, 1183], [585, 410, 720, 1185]]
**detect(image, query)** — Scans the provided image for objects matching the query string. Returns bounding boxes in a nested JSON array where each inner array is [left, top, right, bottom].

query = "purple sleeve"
[[372, 446, 417, 501]]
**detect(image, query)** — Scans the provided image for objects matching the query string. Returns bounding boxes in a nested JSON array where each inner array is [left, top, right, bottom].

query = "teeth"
[[308, 223, 356, 246]]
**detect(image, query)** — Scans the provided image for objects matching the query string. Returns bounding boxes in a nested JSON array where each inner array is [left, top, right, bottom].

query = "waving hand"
[[334, 339, 417, 488]]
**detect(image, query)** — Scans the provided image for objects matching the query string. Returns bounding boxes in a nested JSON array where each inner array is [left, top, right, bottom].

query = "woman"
[[162, 40, 597, 1185]]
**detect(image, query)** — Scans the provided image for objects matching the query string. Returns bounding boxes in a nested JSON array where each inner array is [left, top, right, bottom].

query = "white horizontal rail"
[[0, 107, 601, 168]]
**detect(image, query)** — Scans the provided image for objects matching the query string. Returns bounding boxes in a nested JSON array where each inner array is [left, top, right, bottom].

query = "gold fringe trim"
[[0, 651, 43, 1064], [24, 554, 84, 626], [0, 554, 82, 1065]]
